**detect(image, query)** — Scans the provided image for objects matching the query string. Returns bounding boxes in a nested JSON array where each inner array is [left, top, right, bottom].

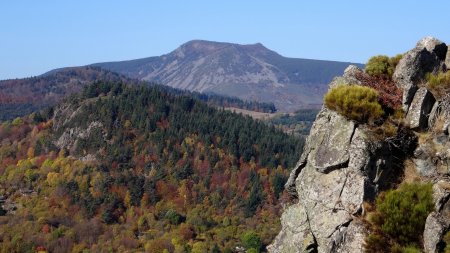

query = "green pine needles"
[[365, 54, 402, 79], [426, 71, 450, 99], [324, 85, 384, 123], [365, 183, 434, 252]]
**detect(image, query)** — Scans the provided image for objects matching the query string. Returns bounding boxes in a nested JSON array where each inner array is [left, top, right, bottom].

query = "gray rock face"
[[393, 37, 447, 112], [274, 38, 450, 253], [269, 108, 371, 253], [329, 65, 364, 89], [416, 175, 450, 252], [52, 101, 106, 157], [424, 212, 447, 253], [446, 44, 450, 70], [55, 121, 104, 152], [311, 112, 355, 173], [330, 220, 366, 253], [267, 203, 316, 252], [428, 101, 440, 129], [405, 88, 436, 130], [433, 181, 450, 214], [285, 108, 333, 197], [417, 37, 448, 60]]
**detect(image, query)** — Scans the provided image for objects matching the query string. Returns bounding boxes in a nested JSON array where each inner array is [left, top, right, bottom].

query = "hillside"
[[93, 40, 364, 111], [0, 67, 131, 121], [0, 82, 303, 252], [0, 67, 276, 121]]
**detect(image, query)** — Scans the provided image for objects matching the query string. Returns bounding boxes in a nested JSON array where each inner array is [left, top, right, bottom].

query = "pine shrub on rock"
[[365, 54, 402, 79], [426, 71, 450, 100], [365, 183, 434, 252], [324, 85, 384, 123]]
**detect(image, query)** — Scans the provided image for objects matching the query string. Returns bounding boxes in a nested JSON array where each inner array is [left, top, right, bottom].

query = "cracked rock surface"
[[269, 66, 378, 253], [268, 107, 371, 253], [270, 37, 450, 253]]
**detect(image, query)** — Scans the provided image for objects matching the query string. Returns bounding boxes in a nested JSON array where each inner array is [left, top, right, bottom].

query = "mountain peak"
[[174, 40, 229, 57], [175, 40, 272, 57], [93, 41, 363, 111]]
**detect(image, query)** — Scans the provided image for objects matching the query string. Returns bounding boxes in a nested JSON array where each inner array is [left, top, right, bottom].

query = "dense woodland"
[[0, 82, 303, 252], [159, 86, 276, 113]]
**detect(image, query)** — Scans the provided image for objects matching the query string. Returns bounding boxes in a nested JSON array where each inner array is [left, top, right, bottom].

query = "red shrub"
[[355, 72, 402, 110]]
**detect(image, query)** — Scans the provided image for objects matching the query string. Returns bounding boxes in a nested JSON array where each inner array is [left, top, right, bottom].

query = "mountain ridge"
[[92, 40, 364, 111]]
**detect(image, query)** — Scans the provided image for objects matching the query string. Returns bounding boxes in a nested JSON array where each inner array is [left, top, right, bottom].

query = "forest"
[[0, 81, 303, 252]]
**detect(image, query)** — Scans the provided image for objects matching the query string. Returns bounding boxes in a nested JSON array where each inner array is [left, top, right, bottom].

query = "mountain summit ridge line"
[[92, 40, 364, 112]]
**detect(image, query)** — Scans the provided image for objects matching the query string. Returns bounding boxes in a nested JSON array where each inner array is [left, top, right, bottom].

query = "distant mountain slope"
[[93, 40, 364, 111]]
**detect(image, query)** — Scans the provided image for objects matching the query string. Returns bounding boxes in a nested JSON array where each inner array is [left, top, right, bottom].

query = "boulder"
[[393, 37, 446, 112], [422, 182, 450, 253], [413, 157, 437, 177], [405, 88, 436, 130], [416, 37, 447, 60], [424, 212, 447, 253], [413, 142, 438, 176], [446, 44, 450, 70], [433, 181, 450, 224], [329, 65, 364, 89], [428, 101, 439, 129]]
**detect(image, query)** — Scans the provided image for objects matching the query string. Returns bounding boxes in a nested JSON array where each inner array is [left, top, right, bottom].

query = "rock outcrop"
[[270, 37, 450, 253], [424, 181, 450, 253], [269, 108, 369, 253], [405, 87, 435, 130], [51, 99, 107, 160], [393, 36, 446, 112], [269, 67, 400, 253], [446, 45, 450, 69]]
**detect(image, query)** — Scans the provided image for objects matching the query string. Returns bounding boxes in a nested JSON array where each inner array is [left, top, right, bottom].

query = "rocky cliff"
[[269, 37, 450, 253]]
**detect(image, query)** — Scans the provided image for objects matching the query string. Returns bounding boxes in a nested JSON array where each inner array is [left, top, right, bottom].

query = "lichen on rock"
[[270, 37, 450, 253], [270, 105, 373, 252]]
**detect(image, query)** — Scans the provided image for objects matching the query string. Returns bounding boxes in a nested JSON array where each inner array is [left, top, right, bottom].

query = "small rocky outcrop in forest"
[[269, 37, 450, 253]]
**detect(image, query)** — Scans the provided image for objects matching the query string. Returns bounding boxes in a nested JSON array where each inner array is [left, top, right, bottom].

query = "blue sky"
[[1, 1, 449, 79]]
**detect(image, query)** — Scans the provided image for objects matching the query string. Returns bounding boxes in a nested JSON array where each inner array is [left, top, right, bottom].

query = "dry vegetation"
[[324, 85, 384, 123]]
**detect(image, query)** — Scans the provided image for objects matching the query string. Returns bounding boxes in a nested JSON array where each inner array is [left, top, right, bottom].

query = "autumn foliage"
[[0, 82, 302, 252], [355, 71, 402, 110]]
